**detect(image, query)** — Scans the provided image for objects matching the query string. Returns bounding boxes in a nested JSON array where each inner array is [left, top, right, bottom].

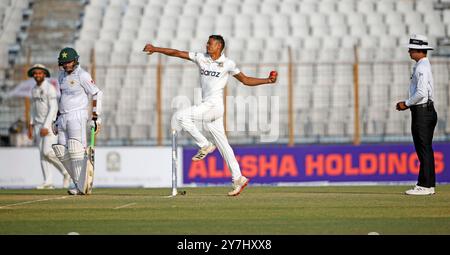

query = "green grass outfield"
[[1, 185, 450, 235]]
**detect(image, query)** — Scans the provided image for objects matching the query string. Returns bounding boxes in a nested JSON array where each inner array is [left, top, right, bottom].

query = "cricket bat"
[[86, 126, 95, 195]]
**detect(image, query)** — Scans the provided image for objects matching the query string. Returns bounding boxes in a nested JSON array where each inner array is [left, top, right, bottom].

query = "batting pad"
[[46, 149, 69, 176], [52, 144, 74, 180], [68, 139, 89, 194]]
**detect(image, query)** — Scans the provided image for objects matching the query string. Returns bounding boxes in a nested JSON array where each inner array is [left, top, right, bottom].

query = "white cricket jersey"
[[58, 66, 100, 114], [30, 79, 58, 128], [405, 57, 434, 107], [189, 52, 240, 102]]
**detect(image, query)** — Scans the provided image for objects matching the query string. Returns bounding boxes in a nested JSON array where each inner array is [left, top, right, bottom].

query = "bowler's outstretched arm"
[[143, 43, 190, 60]]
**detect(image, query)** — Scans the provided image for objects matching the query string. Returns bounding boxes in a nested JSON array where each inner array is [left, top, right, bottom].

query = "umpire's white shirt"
[[30, 79, 58, 129], [58, 66, 100, 114], [189, 52, 240, 102], [405, 57, 434, 107]]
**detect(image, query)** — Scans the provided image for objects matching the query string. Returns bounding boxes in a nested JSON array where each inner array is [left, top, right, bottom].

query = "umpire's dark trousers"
[[410, 102, 438, 188]]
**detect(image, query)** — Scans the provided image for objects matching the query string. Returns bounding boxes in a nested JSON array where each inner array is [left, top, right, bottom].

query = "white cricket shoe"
[[36, 184, 55, 190], [430, 187, 436, 194], [405, 185, 435, 195], [67, 188, 84, 196], [63, 174, 71, 189], [192, 142, 216, 161], [228, 176, 250, 196]]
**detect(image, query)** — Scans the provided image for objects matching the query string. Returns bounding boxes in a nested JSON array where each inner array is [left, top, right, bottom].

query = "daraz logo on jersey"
[[200, 68, 221, 77]]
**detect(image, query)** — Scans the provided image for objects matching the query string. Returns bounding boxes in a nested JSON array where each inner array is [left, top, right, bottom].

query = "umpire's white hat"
[[405, 34, 434, 50]]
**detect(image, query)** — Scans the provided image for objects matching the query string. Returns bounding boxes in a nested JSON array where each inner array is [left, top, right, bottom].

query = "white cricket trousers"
[[57, 110, 88, 147], [33, 123, 68, 184], [174, 100, 242, 181]]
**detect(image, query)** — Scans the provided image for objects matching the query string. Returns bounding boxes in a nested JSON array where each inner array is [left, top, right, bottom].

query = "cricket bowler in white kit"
[[52, 48, 103, 195], [143, 35, 278, 196], [27, 64, 70, 189]]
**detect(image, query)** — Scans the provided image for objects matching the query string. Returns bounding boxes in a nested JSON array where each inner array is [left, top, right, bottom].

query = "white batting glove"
[[89, 117, 101, 133]]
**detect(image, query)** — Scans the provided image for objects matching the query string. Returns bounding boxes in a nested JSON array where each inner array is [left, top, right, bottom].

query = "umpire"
[[396, 34, 437, 195]]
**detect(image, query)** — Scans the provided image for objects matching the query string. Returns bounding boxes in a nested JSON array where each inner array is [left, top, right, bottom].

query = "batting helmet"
[[58, 47, 79, 65]]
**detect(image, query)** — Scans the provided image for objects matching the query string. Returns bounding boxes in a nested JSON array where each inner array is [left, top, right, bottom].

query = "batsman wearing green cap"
[[52, 47, 103, 195]]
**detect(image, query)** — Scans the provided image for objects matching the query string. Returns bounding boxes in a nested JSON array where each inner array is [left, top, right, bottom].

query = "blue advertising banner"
[[183, 143, 450, 185]]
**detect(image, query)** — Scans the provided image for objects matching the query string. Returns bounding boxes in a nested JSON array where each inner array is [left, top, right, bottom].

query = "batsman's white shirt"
[[405, 57, 434, 107], [58, 66, 100, 114], [189, 52, 240, 102], [30, 79, 58, 128], [57, 66, 100, 147]]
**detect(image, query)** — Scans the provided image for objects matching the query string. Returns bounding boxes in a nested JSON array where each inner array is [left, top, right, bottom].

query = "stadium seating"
[[76, 0, 450, 144], [1, 0, 449, 145]]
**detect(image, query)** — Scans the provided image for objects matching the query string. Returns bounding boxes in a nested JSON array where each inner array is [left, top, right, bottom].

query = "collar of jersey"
[[64, 65, 80, 76], [415, 57, 428, 67], [35, 78, 50, 88], [207, 53, 226, 64]]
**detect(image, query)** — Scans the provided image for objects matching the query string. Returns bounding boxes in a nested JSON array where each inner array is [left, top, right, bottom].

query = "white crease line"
[[113, 203, 137, 210], [0, 196, 68, 209]]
